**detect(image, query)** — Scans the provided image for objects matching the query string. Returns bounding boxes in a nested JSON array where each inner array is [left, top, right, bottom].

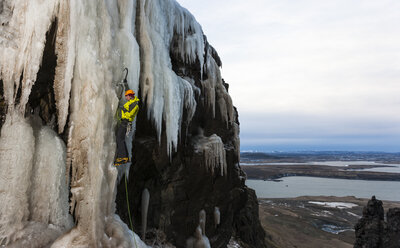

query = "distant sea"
[[242, 151, 400, 202]]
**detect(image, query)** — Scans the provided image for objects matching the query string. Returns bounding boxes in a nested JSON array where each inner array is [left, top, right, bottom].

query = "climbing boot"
[[121, 157, 129, 163], [114, 157, 129, 166]]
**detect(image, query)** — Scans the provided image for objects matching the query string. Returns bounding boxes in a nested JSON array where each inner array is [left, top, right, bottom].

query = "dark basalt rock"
[[27, 19, 58, 130], [383, 208, 400, 248], [354, 196, 385, 248], [0, 80, 5, 129], [354, 196, 400, 248], [233, 187, 267, 248], [116, 37, 267, 248]]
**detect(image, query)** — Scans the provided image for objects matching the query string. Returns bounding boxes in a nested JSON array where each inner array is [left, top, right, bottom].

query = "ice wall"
[[0, 0, 234, 246], [135, 0, 234, 155], [137, 0, 198, 155]]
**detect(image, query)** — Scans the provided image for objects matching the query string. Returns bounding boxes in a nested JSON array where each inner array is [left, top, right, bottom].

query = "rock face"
[[115, 36, 266, 247], [354, 196, 400, 248]]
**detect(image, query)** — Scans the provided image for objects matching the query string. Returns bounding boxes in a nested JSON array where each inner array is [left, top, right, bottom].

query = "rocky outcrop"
[[354, 196, 400, 248], [384, 208, 400, 247], [233, 187, 267, 248], [115, 32, 266, 247]]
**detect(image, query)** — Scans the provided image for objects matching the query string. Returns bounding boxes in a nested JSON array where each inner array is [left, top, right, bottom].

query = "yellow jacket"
[[121, 96, 139, 122]]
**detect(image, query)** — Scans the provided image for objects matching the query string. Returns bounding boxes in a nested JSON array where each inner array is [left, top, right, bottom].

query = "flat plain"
[[260, 196, 400, 248]]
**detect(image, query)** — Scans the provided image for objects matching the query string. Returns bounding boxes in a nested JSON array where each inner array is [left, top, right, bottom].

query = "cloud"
[[177, 0, 400, 151], [239, 112, 400, 151]]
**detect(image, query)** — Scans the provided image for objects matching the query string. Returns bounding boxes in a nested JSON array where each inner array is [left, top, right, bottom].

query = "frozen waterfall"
[[0, 0, 234, 247]]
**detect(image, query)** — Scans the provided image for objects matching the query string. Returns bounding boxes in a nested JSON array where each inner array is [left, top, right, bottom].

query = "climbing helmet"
[[125, 89, 135, 96]]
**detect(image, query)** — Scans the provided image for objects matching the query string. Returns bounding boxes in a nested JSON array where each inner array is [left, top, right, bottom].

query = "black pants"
[[116, 121, 128, 160]]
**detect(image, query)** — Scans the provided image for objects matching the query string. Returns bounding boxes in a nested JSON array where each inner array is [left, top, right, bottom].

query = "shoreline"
[[242, 163, 400, 181]]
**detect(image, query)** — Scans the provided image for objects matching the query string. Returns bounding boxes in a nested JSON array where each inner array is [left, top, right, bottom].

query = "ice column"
[[137, 0, 199, 155], [141, 188, 150, 240], [0, 0, 73, 246], [0, 116, 35, 245], [63, 0, 141, 246], [214, 207, 220, 228], [199, 209, 206, 235], [30, 124, 74, 230]]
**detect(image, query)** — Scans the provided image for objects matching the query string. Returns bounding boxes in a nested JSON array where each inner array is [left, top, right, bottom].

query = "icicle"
[[137, 0, 204, 156], [214, 207, 220, 228], [65, 120, 74, 185], [199, 209, 206, 235], [0, 0, 60, 114], [30, 124, 73, 230], [53, 0, 74, 134], [187, 209, 211, 248], [141, 188, 150, 240], [193, 225, 211, 248], [193, 132, 227, 176], [200, 45, 234, 126]]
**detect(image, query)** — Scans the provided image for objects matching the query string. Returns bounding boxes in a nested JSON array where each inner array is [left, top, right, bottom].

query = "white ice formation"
[[141, 188, 150, 240], [186, 226, 211, 248], [0, 115, 73, 247], [0, 0, 233, 247], [308, 201, 358, 209], [194, 131, 228, 176], [186, 209, 211, 248], [214, 207, 220, 228], [199, 209, 206, 235]]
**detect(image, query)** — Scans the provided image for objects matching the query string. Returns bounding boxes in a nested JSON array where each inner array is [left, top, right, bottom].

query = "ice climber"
[[114, 89, 139, 166]]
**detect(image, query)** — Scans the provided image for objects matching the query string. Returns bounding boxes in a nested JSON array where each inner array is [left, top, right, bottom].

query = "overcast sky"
[[177, 0, 400, 152]]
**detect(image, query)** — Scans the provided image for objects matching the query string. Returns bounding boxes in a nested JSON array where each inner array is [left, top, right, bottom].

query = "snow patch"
[[347, 211, 361, 218], [321, 224, 353, 234], [311, 210, 333, 217], [308, 201, 358, 209]]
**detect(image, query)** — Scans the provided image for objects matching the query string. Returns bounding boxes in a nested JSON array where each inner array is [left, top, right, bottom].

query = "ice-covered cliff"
[[0, 0, 266, 247]]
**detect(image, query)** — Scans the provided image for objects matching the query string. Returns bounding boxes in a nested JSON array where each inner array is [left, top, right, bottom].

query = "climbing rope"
[[124, 173, 139, 247], [125, 174, 134, 230]]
